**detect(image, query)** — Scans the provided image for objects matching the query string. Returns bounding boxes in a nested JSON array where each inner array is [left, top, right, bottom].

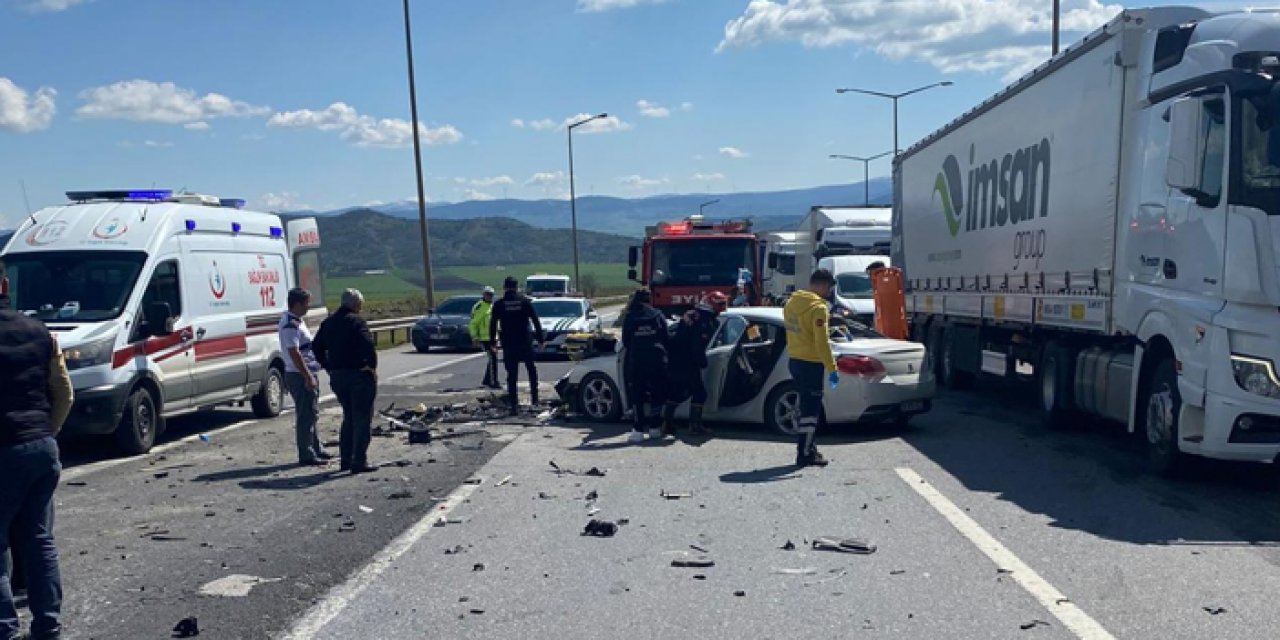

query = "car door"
[[132, 258, 194, 409], [182, 238, 251, 403], [702, 315, 746, 417]]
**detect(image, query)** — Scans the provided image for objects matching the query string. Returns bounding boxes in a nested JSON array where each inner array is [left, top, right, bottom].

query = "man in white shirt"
[[279, 288, 330, 466]]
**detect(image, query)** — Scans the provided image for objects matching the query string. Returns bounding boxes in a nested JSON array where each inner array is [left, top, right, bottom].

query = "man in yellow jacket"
[[783, 268, 838, 467], [469, 286, 499, 389]]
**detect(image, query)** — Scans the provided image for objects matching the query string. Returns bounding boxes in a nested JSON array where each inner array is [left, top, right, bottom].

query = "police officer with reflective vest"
[[661, 291, 727, 436], [622, 288, 668, 443], [489, 276, 544, 415], [469, 286, 499, 389]]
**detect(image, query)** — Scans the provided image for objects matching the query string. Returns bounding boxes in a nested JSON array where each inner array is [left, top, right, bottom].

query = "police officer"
[[661, 291, 727, 436], [783, 269, 839, 467], [622, 288, 668, 443], [489, 276, 544, 415], [469, 286, 499, 389]]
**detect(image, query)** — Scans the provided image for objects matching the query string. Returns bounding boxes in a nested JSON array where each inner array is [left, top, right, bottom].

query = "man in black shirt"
[[489, 276, 544, 416], [313, 288, 378, 474], [622, 288, 669, 443]]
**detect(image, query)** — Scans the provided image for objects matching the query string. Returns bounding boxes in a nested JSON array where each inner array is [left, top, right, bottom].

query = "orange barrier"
[[870, 266, 908, 340]]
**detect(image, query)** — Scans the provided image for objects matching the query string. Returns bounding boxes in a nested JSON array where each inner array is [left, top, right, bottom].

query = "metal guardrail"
[[367, 317, 419, 345]]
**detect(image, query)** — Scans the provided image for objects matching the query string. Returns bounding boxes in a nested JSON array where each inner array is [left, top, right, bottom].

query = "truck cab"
[[628, 215, 762, 315]]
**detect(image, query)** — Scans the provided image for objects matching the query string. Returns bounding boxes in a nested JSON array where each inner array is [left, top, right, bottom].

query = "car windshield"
[[651, 238, 755, 286], [2, 250, 147, 322], [533, 300, 583, 317], [527, 279, 567, 293], [436, 297, 478, 315], [836, 273, 873, 299]]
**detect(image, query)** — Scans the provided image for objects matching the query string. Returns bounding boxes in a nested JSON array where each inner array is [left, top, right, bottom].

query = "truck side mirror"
[[1165, 97, 1208, 194], [627, 246, 638, 268], [627, 269, 638, 281], [144, 302, 174, 338], [767, 252, 779, 269]]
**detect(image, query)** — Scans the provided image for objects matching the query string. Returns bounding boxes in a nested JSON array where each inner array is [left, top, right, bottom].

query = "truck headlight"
[[1230, 355, 1280, 400], [65, 335, 117, 370]]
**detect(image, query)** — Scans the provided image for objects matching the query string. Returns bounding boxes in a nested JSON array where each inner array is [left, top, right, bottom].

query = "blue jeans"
[[788, 360, 825, 458], [0, 436, 62, 640]]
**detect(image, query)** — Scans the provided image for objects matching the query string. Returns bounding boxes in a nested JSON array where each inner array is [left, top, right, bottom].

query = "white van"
[[525, 274, 571, 297], [0, 190, 325, 453], [817, 255, 890, 326]]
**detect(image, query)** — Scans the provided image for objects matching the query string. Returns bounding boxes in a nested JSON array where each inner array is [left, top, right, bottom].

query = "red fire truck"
[[627, 215, 763, 315]]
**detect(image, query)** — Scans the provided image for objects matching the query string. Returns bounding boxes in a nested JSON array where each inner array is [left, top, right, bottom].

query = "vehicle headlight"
[[1230, 355, 1280, 400], [65, 335, 117, 370]]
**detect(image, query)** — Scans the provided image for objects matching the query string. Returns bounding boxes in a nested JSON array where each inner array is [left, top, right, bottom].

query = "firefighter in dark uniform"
[[622, 288, 669, 443], [661, 291, 727, 436], [489, 276, 544, 415]]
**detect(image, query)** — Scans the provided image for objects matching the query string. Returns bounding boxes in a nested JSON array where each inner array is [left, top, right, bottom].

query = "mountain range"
[[298, 180, 892, 237]]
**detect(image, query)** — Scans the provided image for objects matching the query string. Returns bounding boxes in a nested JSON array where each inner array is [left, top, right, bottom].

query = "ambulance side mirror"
[[144, 302, 175, 338]]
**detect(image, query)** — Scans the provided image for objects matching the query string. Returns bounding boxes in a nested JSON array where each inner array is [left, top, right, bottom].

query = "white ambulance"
[[0, 190, 325, 454]]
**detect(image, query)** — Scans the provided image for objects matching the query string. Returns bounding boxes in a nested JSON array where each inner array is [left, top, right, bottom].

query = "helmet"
[[706, 291, 729, 312], [483, 286, 495, 295]]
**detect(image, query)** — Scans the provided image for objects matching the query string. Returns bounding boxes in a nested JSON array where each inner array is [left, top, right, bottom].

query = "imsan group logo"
[[208, 261, 231, 307], [933, 139, 1051, 237], [91, 216, 129, 241], [24, 221, 70, 247]]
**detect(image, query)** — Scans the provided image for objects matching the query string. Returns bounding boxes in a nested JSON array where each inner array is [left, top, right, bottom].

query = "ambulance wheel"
[[115, 387, 158, 455], [252, 364, 286, 418]]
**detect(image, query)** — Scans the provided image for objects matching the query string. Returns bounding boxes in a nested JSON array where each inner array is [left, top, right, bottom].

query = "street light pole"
[[699, 199, 720, 215], [402, 0, 435, 310], [567, 113, 607, 290], [829, 152, 892, 206], [1052, 0, 1061, 55], [836, 82, 954, 156]]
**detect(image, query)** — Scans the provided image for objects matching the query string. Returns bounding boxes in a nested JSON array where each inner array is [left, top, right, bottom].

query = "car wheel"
[[577, 373, 623, 422], [764, 381, 801, 436], [251, 364, 286, 418], [1143, 356, 1192, 476], [114, 386, 159, 455], [415, 342, 430, 354]]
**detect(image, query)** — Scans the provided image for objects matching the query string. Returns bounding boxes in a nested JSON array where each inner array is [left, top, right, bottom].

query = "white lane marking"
[[895, 468, 1115, 640], [280, 473, 489, 639], [62, 354, 484, 482]]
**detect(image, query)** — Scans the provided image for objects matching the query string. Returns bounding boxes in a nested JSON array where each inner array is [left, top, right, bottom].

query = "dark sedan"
[[411, 295, 482, 353]]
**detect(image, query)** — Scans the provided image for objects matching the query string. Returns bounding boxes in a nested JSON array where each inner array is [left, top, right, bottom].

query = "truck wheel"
[[251, 364, 286, 418], [114, 386, 158, 455], [925, 325, 944, 382], [1038, 344, 1075, 430], [577, 373, 623, 422], [941, 332, 975, 390], [764, 382, 801, 436], [1143, 357, 1192, 476]]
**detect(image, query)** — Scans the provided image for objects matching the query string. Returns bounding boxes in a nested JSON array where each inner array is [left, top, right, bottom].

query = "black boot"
[[661, 402, 678, 436], [796, 435, 828, 467], [688, 404, 709, 435]]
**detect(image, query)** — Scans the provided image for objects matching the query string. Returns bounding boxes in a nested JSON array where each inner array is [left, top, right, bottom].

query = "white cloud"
[[618, 175, 667, 189], [184, 121, 210, 131], [267, 101, 462, 148], [680, 102, 694, 112], [636, 99, 671, 118], [143, 140, 173, 148], [259, 192, 310, 211], [511, 118, 525, 128], [0, 77, 55, 133], [77, 80, 269, 125], [718, 0, 1121, 80], [471, 175, 514, 187], [525, 171, 566, 187], [578, 0, 669, 11], [719, 146, 749, 159], [529, 118, 557, 131], [692, 172, 726, 182], [21, 0, 91, 12], [463, 189, 496, 202], [563, 113, 631, 134]]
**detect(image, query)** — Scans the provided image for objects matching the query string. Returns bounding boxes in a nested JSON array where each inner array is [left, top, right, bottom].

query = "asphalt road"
[[34, 325, 1280, 639]]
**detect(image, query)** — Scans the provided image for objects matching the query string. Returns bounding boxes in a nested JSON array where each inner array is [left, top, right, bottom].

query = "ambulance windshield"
[[2, 251, 147, 321]]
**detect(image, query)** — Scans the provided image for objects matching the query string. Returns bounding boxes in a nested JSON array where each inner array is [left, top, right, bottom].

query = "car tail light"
[[837, 355, 886, 378]]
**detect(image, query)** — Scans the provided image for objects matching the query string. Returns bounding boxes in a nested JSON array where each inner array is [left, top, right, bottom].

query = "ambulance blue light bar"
[[219, 198, 245, 209], [269, 226, 283, 238], [66, 190, 173, 202]]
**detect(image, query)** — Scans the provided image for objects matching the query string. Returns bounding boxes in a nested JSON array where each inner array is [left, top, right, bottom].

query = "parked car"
[[554, 308, 935, 434], [412, 295, 481, 353]]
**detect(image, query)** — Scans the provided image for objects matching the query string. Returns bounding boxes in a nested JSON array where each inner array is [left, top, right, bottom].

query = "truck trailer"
[[894, 6, 1280, 472], [794, 206, 891, 294]]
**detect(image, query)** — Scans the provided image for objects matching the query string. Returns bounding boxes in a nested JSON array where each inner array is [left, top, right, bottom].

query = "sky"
[[0, 0, 1201, 226]]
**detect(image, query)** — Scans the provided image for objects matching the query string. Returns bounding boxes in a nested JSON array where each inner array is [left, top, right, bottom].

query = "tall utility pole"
[[403, 0, 435, 309], [829, 152, 892, 205], [1052, 0, 1061, 55], [567, 113, 607, 290]]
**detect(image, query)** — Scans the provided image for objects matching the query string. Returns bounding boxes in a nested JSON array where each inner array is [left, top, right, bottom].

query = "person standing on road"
[[489, 276, 544, 415], [470, 286, 500, 390], [0, 306, 74, 640], [279, 288, 331, 467], [783, 269, 838, 468], [313, 289, 379, 475], [661, 291, 725, 437], [622, 288, 669, 443]]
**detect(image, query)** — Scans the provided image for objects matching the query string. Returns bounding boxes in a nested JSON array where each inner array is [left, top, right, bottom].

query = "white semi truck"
[[794, 205, 891, 293], [895, 6, 1280, 473]]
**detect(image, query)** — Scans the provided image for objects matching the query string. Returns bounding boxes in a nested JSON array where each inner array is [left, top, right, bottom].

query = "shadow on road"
[[719, 464, 803, 484], [192, 462, 299, 483], [903, 379, 1280, 547], [58, 407, 264, 470]]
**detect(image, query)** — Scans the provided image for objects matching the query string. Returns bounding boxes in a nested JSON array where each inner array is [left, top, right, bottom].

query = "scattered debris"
[[1203, 607, 1228, 616], [690, 544, 709, 553], [66, 481, 87, 487], [549, 460, 607, 477], [671, 555, 715, 568], [734, 590, 746, 597], [537, 492, 557, 500], [387, 491, 414, 500], [812, 537, 877, 555], [473, 563, 486, 572], [890, 570, 907, 576], [198, 575, 281, 597], [587, 507, 600, 516], [153, 472, 170, 479], [463, 477, 483, 485], [469, 609, 486, 615], [434, 517, 467, 527], [660, 490, 692, 500], [585, 490, 599, 501], [444, 545, 467, 555], [772, 567, 818, 575], [197, 434, 211, 443], [780, 540, 796, 551], [583, 520, 619, 537], [495, 475, 513, 487], [172, 616, 200, 638], [1020, 620, 1049, 630], [358, 505, 374, 514], [338, 521, 356, 532]]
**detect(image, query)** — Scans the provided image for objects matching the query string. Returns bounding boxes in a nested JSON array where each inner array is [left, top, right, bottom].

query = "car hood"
[[541, 316, 586, 332], [835, 296, 875, 314], [417, 315, 469, 326]]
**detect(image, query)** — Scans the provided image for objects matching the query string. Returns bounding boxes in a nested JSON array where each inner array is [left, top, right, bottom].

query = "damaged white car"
[[555, 308, 935, 434]]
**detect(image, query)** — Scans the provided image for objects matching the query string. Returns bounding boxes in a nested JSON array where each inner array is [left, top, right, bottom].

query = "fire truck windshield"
[[651, 238, 755, 286]]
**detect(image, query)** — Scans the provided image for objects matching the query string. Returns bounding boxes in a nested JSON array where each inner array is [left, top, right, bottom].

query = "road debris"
[[197, 434, 211, 443], [660, 490, 692, 500], [550, 460, 607, 477], [585, 490, 599, 501], [387, 490, 413, 500], [495, 475, 513, 487], [780, 540, 796, 551], [1020, 620, 1049, 630], [444, 545, 468, 555], [463, 477, 484, 485], [358, 505, 374, 514], [1204, 607, 1228, 615], [583, 519, 619, 537], [338, 521, 356, 532], [772, 567, 818, 575], [171, 616, 200, 638], [671, 554, 715, 568], [197, 574, 282, 597], [690, 544, 709, 553], [734, 590, 746, 597], [473, 563, 486, 572], [812, 537, 877, 555]]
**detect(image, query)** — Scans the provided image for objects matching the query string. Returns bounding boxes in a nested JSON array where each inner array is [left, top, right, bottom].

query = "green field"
[[436, 263, 633, 294]]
